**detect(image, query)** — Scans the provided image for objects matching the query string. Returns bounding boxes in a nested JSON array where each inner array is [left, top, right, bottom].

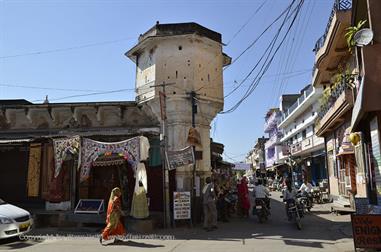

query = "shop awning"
[[266, 163, 284, 171]]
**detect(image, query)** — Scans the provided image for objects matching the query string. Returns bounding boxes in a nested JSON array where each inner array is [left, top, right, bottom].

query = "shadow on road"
[[110, 240, 165, 248], [156, 192, 353, 249], [0, 236, 43, 249]]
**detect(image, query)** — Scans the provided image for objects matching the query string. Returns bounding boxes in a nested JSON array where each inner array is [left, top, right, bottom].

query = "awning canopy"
[[0, 138, 33, 144]]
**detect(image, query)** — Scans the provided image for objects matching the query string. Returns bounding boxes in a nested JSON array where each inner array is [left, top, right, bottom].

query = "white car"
[[0, 198, 33, 239]]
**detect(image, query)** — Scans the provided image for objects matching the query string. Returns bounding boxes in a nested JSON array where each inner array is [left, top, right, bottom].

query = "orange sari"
[[101, 192, 126, 240]]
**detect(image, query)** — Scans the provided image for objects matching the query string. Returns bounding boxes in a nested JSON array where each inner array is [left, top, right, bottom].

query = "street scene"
[[1, 0, 381, 251]]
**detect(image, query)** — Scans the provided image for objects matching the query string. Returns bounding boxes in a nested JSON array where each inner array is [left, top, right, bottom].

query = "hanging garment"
[[27, 143, 42, 197], [139, 136, 150, 161], [53, 136, 80, 178], [134, 163, 148, 193], [130, 186, 149, 219]]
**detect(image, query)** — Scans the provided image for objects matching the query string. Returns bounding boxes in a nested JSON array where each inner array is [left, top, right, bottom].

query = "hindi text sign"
[[173, 191, 191, 220]]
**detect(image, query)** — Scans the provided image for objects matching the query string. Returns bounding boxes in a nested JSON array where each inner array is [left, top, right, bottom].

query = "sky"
[[0, 0, 334, 163]]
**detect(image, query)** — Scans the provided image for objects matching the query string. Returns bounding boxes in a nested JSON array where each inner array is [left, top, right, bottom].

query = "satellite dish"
[[354, 28, 374, 47]]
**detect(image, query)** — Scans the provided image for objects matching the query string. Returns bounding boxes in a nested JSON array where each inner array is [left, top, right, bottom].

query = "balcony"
[[313, 0, 352, 54], [312, 0, 352, 88], [315, 75, 355, 136], [289, 135, 325, 156], [280, 85, 321, 128]]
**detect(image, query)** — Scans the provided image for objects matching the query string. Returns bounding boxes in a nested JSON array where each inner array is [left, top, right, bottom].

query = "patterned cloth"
[[80, 137, 141, 182], [27, 143, 42, 197], [53, 136, 80, 178]]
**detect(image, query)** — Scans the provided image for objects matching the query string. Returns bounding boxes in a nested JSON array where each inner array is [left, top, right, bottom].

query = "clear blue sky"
[[0, 0, 333, 162]]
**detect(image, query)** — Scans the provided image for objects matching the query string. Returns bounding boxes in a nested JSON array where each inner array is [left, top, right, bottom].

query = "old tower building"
[[126, 22, 231, 191]]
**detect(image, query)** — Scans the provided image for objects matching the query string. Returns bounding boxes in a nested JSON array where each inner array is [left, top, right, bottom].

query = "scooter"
[[255, 198, 270, 223]]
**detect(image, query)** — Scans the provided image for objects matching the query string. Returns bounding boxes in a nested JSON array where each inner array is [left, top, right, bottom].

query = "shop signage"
[[166, 146, 195, 170], [173, 191, 191, 220], [351, 214, 381, 249]]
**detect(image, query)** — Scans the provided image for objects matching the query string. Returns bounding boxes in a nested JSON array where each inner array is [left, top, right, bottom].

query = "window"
[[302, 130, 306, 139]]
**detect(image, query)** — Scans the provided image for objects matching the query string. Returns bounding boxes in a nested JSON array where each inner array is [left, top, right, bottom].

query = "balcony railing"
[[313, 0, 352, 54], [289, 135, 324, 155], [317, 74, 356, 122], [281, 85, 314, 122]]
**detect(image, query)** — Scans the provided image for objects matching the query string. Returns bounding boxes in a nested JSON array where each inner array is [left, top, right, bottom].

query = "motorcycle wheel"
[[296, 216, 302, 230]]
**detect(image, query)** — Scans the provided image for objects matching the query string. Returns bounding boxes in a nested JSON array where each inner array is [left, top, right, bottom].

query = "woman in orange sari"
[[100, 187, 126, 245]]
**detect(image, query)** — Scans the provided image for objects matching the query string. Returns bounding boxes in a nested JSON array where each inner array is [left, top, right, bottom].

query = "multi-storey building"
[[350, 0, 381, 208], [312, 0, 359, 208], [278, 85, 326, 187]]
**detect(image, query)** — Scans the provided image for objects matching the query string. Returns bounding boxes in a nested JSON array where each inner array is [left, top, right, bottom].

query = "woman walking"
[[100, 187, 126, 245]]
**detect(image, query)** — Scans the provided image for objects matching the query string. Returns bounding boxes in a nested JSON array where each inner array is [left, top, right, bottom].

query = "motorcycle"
[[297, 191, 313, 212], [254, 198, 270, 223], [285, 198, 304, 230]]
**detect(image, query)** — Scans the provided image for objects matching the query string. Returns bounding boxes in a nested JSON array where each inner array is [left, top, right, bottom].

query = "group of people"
[[202, 175, 272, 231]]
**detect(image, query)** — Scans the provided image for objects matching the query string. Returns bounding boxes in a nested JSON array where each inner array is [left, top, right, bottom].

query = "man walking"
[[202, 177, 217, 231]]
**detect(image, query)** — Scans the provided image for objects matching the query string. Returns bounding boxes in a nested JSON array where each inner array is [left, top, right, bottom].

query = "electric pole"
[[151, 81, 175, 228], [190, 91, 197, 223]]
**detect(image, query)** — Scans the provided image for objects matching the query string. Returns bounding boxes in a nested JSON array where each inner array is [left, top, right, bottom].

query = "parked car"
[[0, 198, 33, 239]]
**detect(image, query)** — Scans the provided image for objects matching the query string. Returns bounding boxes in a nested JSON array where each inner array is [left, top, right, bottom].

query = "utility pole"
[[151, 81, 175, 228], [190, 91, 197, 224]]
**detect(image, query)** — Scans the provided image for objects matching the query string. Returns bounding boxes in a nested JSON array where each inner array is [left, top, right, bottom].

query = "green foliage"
[[345, 20, 367, 53]]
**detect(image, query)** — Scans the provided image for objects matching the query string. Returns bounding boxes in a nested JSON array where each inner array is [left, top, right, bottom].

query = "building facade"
[[278, 85, 326, 187], [264, 109, 283, 169]]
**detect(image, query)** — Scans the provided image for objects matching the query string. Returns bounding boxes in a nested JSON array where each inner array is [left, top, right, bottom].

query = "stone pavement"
[[0, 192, 355, 252]]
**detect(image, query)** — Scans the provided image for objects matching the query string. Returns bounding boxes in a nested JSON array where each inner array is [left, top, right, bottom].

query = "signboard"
[[166, 146, 195, 171], [74, 199, 104, 214], [173, 191, 191, 220], [351, 214, 381, 249]]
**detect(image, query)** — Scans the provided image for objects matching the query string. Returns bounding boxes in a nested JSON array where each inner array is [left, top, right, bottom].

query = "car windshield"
[[0, 198, 6, 205]]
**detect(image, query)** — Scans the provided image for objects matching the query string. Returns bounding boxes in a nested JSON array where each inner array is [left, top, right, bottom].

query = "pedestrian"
[[100, 187, 126, 245], [202, 177, 217, 231], [238, 176, 250, 218]]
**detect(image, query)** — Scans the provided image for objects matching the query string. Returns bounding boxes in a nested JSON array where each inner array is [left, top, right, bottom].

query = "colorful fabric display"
[[53, 136, 80, 178]]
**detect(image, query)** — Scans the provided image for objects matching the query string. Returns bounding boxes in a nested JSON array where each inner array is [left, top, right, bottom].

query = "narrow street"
[[0, 192, 354, 252]]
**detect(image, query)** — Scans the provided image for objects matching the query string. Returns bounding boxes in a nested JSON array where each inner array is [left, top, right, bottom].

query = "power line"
[[0, 83, 109, 92], [224, 0, 298, 99], [220, 0, 304, 114], [225, 0, 268, 46], [0, 37, 135, 59], [224, 0, 296, 71], [31, 88, 135, 102]]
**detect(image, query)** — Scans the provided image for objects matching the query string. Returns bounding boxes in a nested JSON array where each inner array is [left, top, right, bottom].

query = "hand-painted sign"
[[351, 214, 381, 249], [166, 146, 195, 170], [173, 191, 191, 220]]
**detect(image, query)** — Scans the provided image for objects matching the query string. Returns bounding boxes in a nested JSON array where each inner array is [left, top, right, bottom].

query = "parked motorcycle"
[[285, 198, 304, 230], [255, 198, 270, 223]]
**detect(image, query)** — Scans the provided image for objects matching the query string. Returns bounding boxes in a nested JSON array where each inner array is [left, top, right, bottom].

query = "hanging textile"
[[80, 137, 141, 182], [41, 143, 54, 200], [130, 185, 149, 219], [53, 136, 80, 178], [134, 162, 148, 193], [139, 136, 150, 161], [27, 143, 42, 197]]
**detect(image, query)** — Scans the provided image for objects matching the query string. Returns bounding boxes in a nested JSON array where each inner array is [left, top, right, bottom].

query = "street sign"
[[173, 191, 191, 220], [166, 146, 195, 170]]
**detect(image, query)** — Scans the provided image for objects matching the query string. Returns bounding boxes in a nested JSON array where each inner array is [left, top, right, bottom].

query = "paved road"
[[0, 192, 354, 252]]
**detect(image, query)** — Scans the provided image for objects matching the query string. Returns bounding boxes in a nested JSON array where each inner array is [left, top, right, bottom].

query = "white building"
[[278, 84, 326, 186]]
